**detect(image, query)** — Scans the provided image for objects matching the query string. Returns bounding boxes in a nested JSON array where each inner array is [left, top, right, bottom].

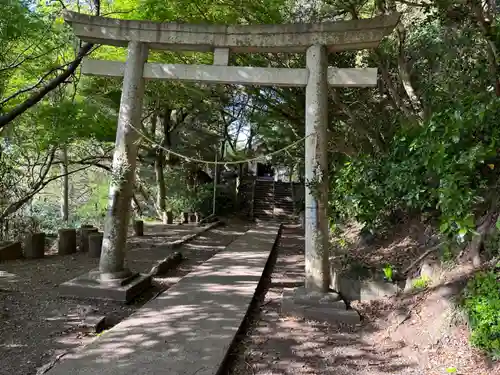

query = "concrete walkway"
[[47, 224, 281, 375]]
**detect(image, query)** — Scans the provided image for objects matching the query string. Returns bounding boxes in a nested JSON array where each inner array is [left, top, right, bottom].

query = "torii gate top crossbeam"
[[63, 11, 400, 53]]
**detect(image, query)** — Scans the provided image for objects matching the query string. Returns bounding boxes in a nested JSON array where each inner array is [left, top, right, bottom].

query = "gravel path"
[[0, 223, 248, 375]]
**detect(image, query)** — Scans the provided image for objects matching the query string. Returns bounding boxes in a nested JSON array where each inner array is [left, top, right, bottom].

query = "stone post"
[[133, 220, 144, 237], [88, 232, 104, 258], [80, 227, 98, 252], [304, 44, 330, 293], [99, 41, 148, 280], [166, 211, 173, 224], [58, 228, 77, 255], [0, 241, 22, 261], [24, 232, 46, 259]]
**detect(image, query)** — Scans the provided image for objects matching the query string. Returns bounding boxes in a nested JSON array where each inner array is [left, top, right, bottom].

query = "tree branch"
[[0, 42, 94, 129], [0, 164, 92, 221], [395, 0, 432, 7]]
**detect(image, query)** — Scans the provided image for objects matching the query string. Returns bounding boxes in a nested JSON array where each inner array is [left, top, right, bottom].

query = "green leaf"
[[440, 222, 449, 233]]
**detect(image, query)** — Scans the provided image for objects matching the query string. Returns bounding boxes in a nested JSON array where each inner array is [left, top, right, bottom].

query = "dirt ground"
[[0, 222, 248, 375], [230, 226, 499, 375]]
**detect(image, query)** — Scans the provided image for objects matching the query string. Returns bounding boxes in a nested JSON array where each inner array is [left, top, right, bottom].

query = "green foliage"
[[463, 270, 500, 358], [412, 275, 431, 290], [34, 96, 117, 145], [75, 181, 109, 226], [383, 264, 393, 282], [165, 184, 235, 218], [28, 177, 109, 232], [31, 201, 78, 233], [329, 94, 500, 238]]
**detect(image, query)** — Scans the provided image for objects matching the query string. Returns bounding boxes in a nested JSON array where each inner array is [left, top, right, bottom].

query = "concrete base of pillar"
[[280, 286, 361, 325], [58, 269, 151, 303], [330, 267, 403, 302]]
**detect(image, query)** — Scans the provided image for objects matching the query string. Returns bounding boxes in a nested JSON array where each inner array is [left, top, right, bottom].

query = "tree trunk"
[[472, 0, 500, 96], [156, 107, 173, 222], [148, 100, 166, 221], [60, 146, 69, 223], [215, 140, 225, 184], [461, 203, 498, 267], [395, 23, 424, 118], [135, 176, 160, 216], [131, 194, 142, 217], [330, 89, 383, 151], [374, 2, 424, 122], [154, 148, 167, 222], [377, 55, 416, 120]]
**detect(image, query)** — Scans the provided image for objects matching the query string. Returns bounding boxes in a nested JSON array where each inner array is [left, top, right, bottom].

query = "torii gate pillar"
[[99, 41, 148, 279], [304, 45, 330, 292]]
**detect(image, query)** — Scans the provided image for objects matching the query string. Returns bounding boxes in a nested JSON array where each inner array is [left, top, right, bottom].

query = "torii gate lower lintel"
[[60, 11, 399, 302]]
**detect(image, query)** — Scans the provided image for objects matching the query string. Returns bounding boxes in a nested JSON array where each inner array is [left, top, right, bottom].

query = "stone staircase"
[[253, 180, 275, 220], [236, 178, 255, 218], [237, 178, 303, 221], [274, 182, 294, 220], [253, 180, 296, 221]]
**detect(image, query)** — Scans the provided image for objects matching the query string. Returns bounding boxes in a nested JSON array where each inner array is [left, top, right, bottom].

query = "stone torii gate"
[[60, 11, 399, 302]]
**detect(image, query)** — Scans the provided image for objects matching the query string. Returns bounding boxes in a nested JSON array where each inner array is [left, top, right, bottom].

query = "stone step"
[[281, 287, 361, 325]]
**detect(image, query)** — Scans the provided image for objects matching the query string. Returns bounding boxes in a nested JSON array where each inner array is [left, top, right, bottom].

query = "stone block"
[[149, 252, 183, 276], [331, 267, 402, 302], [80, 227, 97, 252], [82, 314, 107, 333], [59, 270, 152, 303], [58, 228, 77, 255], [88, 232, 104, 258], [404, 277, 415, 292], [335, 275, 400, 302], [133, 220, 144, 236], [166, 211, 173, 224], [420, 260, 442, 284], [0, 241, 23, 261], [24, 232, 46, 259], [287, 287, 341, 304], [281, 287, 360, 325]]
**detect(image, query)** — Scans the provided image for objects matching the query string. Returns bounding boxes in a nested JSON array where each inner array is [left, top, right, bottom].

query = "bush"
[[165, 184, 235, 218], [74, 181, 109, 227], [329, 94, 500, 239], [462, 270, 500, 359], [30, 201, 73, 234]]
